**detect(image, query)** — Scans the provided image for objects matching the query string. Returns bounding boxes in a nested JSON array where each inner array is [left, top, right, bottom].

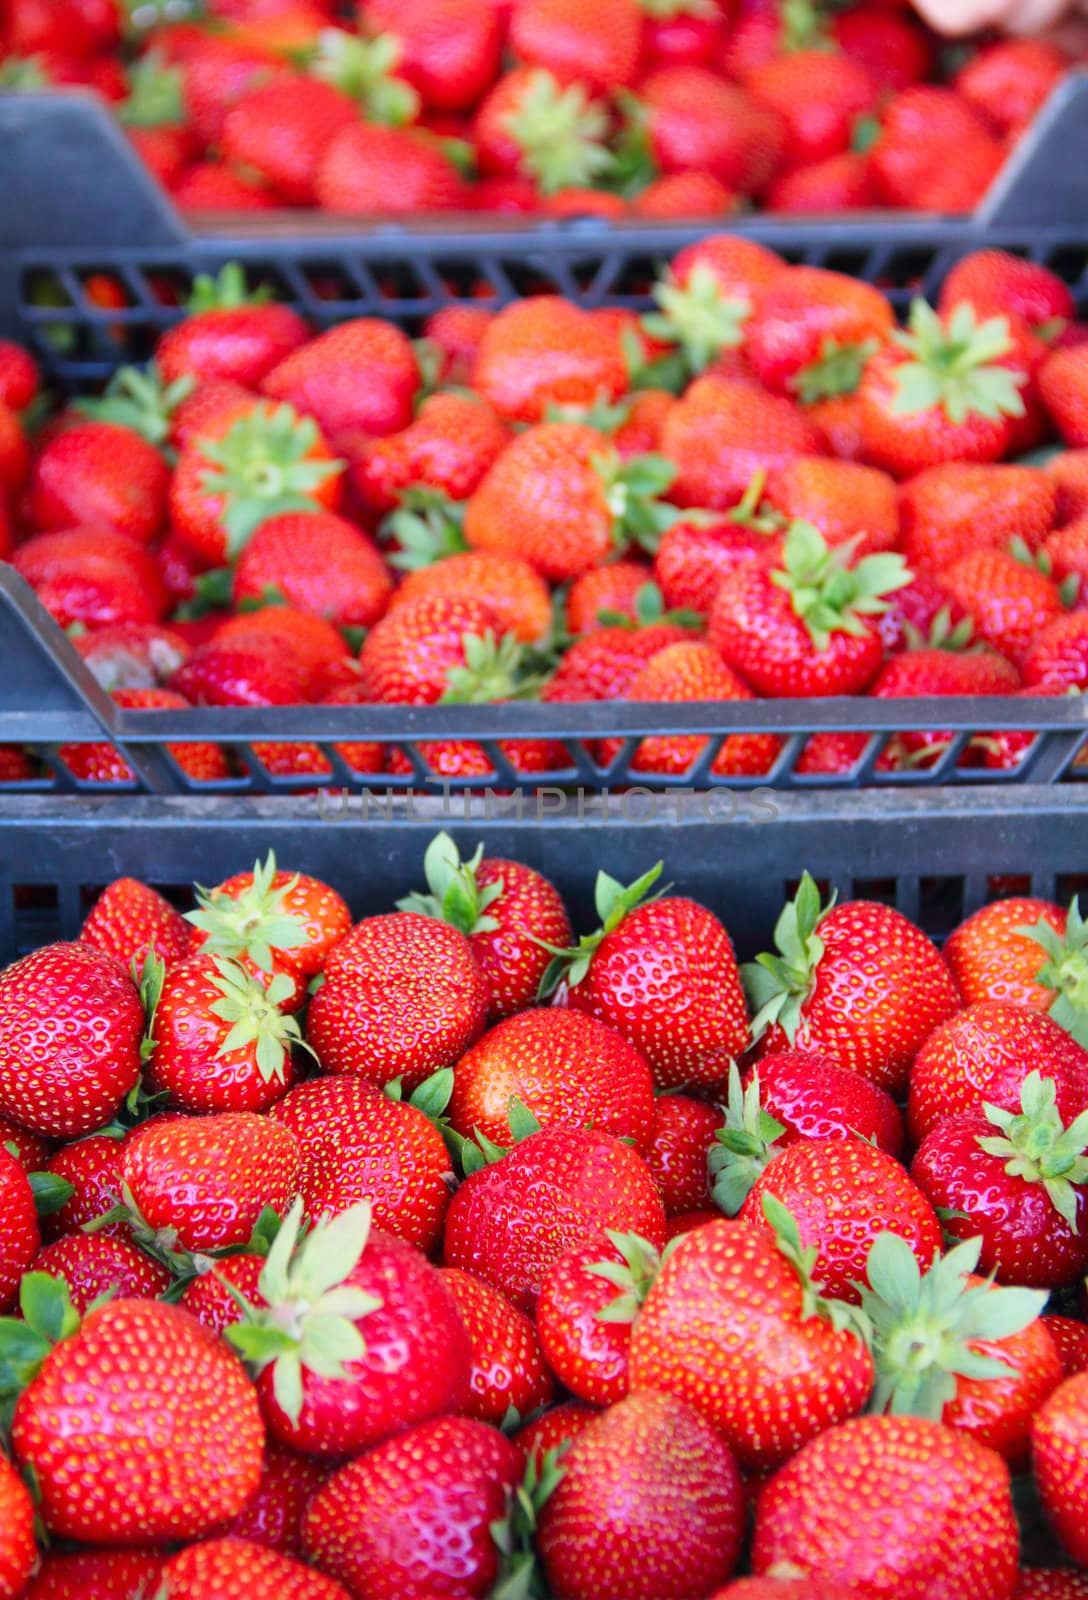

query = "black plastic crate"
[[1, 784, 1084, 966]]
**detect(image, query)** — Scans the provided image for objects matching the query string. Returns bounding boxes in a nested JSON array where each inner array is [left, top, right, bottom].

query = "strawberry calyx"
[[26, 1170, 76, 1220], [762, 1193, 863, 1336], [1017, 897, 1088, 1049], [197, 403, 343, 557], [780, 0, 831, 50], [793, 337, 881, 406], [545, 394, 636, 434], [597, 579, 703, 631], [537, 862, 666, 998], [224, 1197, 382, 1424], [457, 1096, 543, 1177], [708, 1063, 787, 1216], [74, 362, 195, 453], [587, 1228, 666, 1324], [642, 263, 752, 375], [727, 470, 786, 534], [901, 606, 976, 654], [889, 300, 1027, 426], [1009, 537, 1080, 608], [593, 451, 684, 556], [859, 1232, 1046, 1419], [380, 489, 469, 572], [440, 630, 545, 704], [771, 521, 912, 652], [0, 1273, 81, 1403], [306, 28, 419, 126], [187, 851, 309, 975], [384, 1066, 456, 1129], [742, 870, 832, 1046], [118, 49, 185, 128], [977, 1071, 1088, 1231], [503, 69, 615, 195], [397, 832, 503, 937], [204, 955, 313, 1081], [491, 1444, 567, 1600], [187, 263, 275, 315]]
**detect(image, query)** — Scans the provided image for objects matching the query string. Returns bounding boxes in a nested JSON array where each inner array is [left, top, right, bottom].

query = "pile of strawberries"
[[1, 837, 1088, 1595], [2, 238, 1088, 785], [0, 0, 1082, 217]]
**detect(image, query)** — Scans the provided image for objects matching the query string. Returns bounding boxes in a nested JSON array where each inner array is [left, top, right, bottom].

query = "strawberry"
[[628, 1212, 873, 1471], [516, 1399, 598, 1465], [0, 338, 39, 411], [163, 633, 306, 709], [0, 1149, 37, 1314], [709, 1581, 857, 1599], [449, 1007, 655, 1149], [865, 645, 1020, 771], [366, 0, 503, 111], [644, 1094, 724, 1214], [354, 392, 508, 513], [221, 74, 359, 204], [870, 86, 1003, 211], [444, 1125, 666, 1309], [221, 1441, 327, 1555], [899, 463, 1057, 576], [0, 943, 143, 1139], [745, 1047, 904, 1155], [1040, 345, 1088, 447], [30, 1232, 170, 1313], [82, 876, 193, 970], [20, 1549, 168, 1599], [955, 39, 1068, 139], [763, 457, 899, 554], [355, 591, 501, 703], [1034, 1372, 1088, 1567], [187, 851, 350, 981], [752, 1414, 1018, 1598], [261, 318, 419, 449], [232, 509, 393, 629], [270, 1075, 453, 1253], [156, 268, 310, 389], [709, 520, 910, 698], [0, 1453, 35, 1600], [0, 402, 28, 499], [544, 865, 750, 1090], [545, 621, 691, 701], [388, 551, 552, 646], [1042, 516, 1088, 602], [472, 66, 614, 194], [158, 1537, 349, 1599], [121, 1111, 302, 1254], [913, 1072, 1088, 1287], [307, 910, 487, 1090], [0, 1116, 48, 1174], [3, 1286, 264, 1543], [39, 1134, 125, 1244], [1023, 611, 1088, 692], [1015, 1572, 1088, 1598], [441, 1265, 555, 1424], [860, 1233, 1057, 1465], [5, 0, 119, 58], [71, 621, 191, 692], [181, 1254, 267, 1337], [859, 300, 1032, 478], [565, 560, 655, 633], [940, 549, 1065, 668], [1048, 450, 1088, 524], [1043, 1315, 1088, 1380], [909, 1000, 1088, 1145], [56, 685, 232, 787], [538, 1390, 746, 1599], [510, 0, 643, 92], [14, 526, 168, 630], [25, 418, 169, 545], [635, 67, 785, 196], [210, 607, 354, 698], [536, 1230, 661, 1404], [745, 49, 879, 171], [303, 1414, 522, 1598], [647, 234, 786, 375], [172, 164, 279, 211], [316, 122, 465, 214], [641, 0, 728, 69], [663, 376, 825, 509], [767, 150, 877, 214], [653, 510, 775, 614], [939, 251, 1075, 342], [632, 171, 736, 216], [831, 6, 932, 92], [227, 1202, 471, 1455], [745, 872, 960, 1095], [473, 298, 628, 425], [180, 34, 283, 145]]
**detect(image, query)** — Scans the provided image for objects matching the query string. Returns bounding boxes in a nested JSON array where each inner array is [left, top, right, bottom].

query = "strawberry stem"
[[709, 1063, 787, 1215], [396, 832, 502, 937], [1017, 897, 1088, 1049]]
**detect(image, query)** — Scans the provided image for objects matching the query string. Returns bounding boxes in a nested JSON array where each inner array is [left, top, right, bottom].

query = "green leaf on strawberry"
[[742, 870, 832, 1045], [977, 1071, 1088, 1232], [74, 362, 194, 451], [381, 489, 469, 572], [597, 579, 703, 632], [197, 403, 344, 558], [1017, 897, 1088, 1049], [593, 450, 684, 557], [890, 300, 1027, 426], [397, 832, 502, 937], [585, 1228, 663, 1324], [537, 862, 666, 998], [491, 1443, 568, 1600], [27, 1171, 75, 1219], [0, 1274, 79, 1400], [643, 262, 751, 375], [203, 957, 315, 1083], [187, 852, 307, 974], [770, 520, 912, 653], [503, 69, 615, 196], [118, 50, 185, 128], [187, 263, 275, 315], [305, 29, 419, 126], [761, 1193, 866, 1338], [793, 336, 880, 406], [709, 1063, 787, 1217], [440, 631, 545, 704]]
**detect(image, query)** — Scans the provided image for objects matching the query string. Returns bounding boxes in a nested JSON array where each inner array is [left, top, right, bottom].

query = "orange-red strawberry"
[[899, 463, 1057, 576], [746, 872, 960, 1095], [745, 48, 879, 171], [158, 1537, 349, 1599], [1034, 1372, 1088, 1567], [5, 1290, 264, 1544], [767, 150, 878, 214], [510, 0, 643, 92], [943, 898, 1070, 1012], [187, 850, 351, 980], [443, 1125, 667, 1310], [366, 0, 504, 111], [14, 526, 168, 630], [1040, 344, 1088, 447], [644, 1094, 724, 1215], [473, 297, 629, 425], [941, 549, 1065, 667], [0, 1450, 38, 1599], [544, 620, 691, 701], [232, 509, 393, 629], [25, 418, 168, 544], [156, 268, 310, 389], [220, 75, 359, 204], [0, 1149, 38, 1314], [441, 1264, 554, 1424], [315, 122, 465, 215], [752, 1414, 1019, 1598], [635, 67, 785, 196], [261, 318, 419, 448], [632, 171, 736, 217], [547, 864, 750, 1090], [0, 943, 143, 1139], [939, 250, 1075, 340], [538, 1390, 746, 1599], [356, 592, 503, 703], [307, 910, 487, 1091], [472, 66, 613, 194], [353, 392, 508, 513], [30, 1232, 170, 1314], [388, 551, 552, 645], [764, 456, 899, 553], [565, 560, 656, 633], [303, 1414, 522, 1598], [663, 376, 825, 509], [955, 39, 1068, 139], [82, 876, 193, 969], [629, 1215, 873, 1471]]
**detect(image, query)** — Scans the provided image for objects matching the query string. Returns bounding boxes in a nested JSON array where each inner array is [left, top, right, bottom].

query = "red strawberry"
[[0, 943, 143, 1139], [270, 1074, 453, 1253], [663, 376, 825, 509], [0, 338, 39, 411], [653, 511, 774, 614], [20, 1549, 167, 1599], [58, 686, 232, 787], [209, 608, 354, 699], [261, 318, 419, 449], [1034, 1373, 1088, 1567], [516, 1399, 597, 1465], [354, 391, 508, 513], [1040, 345, 1088, 447], [745, 49, 879, 171], [764, 456, 899, 554], [748, 1048, 904, 1155], [628, 1214, 873, 1471], [955, 39, 1068, 139], [633, 170, 736, 217], [167, 633, 312, 707], [0, 1149, 38, 1314], [315, 123, 465, 215], [159, 1537, 349, 1599], [5, 1290, 264, 1544], [307, 910, 487, 1091], [181, 34, 284, 145], [30, 1232, 170, 1313], [1015, 1571, 1088, 1598], [236, 509, 386, 635], [172, 164, 279, 211], [356, 592, 503, 703], [222, 1441, 328, 1556], [647, 234, 786, 374], [539, 1390, 746, 1599], [908, 1002, 1088, 1145], [546, 864, 750, 1090], [366, 0, 503, 111], [156, 268, 310, 389], [121, 1111, 302, 1253], [535, 1230, 660, 1404], [26, 419, 168, 544], [303, 1414, 522, 1598], [832, 5, 932, 91], [187, 851, 351, 981], [767, 150, 878, 214], [441, 1265, 555, 1424], [71, 621, 191, 692], [1042, 516, 1088, 602], [1023, 611, 1088, 692], [939, 250, 1075, 341], [39, 1134, 125, 1244], [545, 621, 691, 701], [745, 872, 960, 1095], [0, 1116, 48, 1174], [180, 1254, 266, 1337], [14, 526, 168, 630], [0, 1453, 35, 1600], [636, 67, 785, 196], [221, 75, 359, 204], [511, 0, 643, 91], [870, 87, 1003, 211], [227, 1203, 471, 1455], [443, 1125, 667, 1310], [644, 1094, 725, 1215], [472, 67, 614, 195], [752, 1414, 1018, 1598], [899, 463, 1057, 576], [940, 549, 1065, 667], [81, 876, 193, 970], [1043, 1315, 1088, 1380], [0, 401, 28, 499], [387, 552, 552, 647]]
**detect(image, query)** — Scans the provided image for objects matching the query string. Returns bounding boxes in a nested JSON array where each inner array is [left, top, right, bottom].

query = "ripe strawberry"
[[1034, 1373, 1088, 1566], [767, 150, 877, 214], [220, 75, 359, 205], [220, 1440, 327, 1556], [472, 66, 613, 194], [940, 549, 1065, 668], [187, 851, 350, 981], [180, 1253, 267, 1337], [210, 607, 354, 698], [859, 301, 1029, 478], [38, 1133, 125, 1244], [82, 876, 192, 970], [156, 270, 310, 389], [165, 632, 310, 708], [1040, 345, 1088, 447], [870, 86, 1003, 211], [749, 1048, 904, 1155], [663, 376, 825, 509], [709, 520, 910, 698], [14, 525, 168, 630], [1042, 516, 1088, 603], [956, 39, 1067, 139], [441, 1265, 554, 1424], [536, 1230, 661, 1404], [565, 560, 654, 633], [633, 171, 736, 217], [629, 1214, 873, 1471], [172, 163, 279, 211], [539, 1390, 746, 1599], [644, 1094, 724, 1215], [1023, 611, 1088, 692], [0, 943, 143, 1139], [516, 1399, 598, 1465], [0, 402, 28, 499], [354, 392, 508, 514], [356, 591, 501, 703], [909, 1001, 1088, 1145], [647, 234, 786, 374], [0, 1148, 37, 1315], [232, 510, 392, 630], [473, 298, 628, 426], [30, 1232, 170, 1313], [764, 456, 899, 554], [899, 463, 1057, 576], [510, 0, 643, 92], [0, 1116, 48, 1174], [56, 685, 231, 787], [864, 644, 1021, 771], [303, 1414, 522, 1598], [366, 0, 503, 111], [913, 1073, 1088, 1287], [444, 1125, 666, 1309], [20, 1548, 168, 1599], [181, 34, 283, 145], [423, 303, 494, 384], [307, 910, 487, 1091], [832, 5, 932, 91], [227, 1203, 470, 1455], [709, 1581, 857, 1600], [745, 49, 879, 171], [0, 1453, 34, 1600], [939, 251, 1075, 341], [122, 1110, 302, 1253], [25, 418, 168, 544], [545, 865, 749, 1090], [1015, 1572, 1088, 1598], [5, 1289, 264, 1543], [315, 122, 465, 215], [745, 872, 960, 1095], [652, 511, 772, 614], [159, 1537, 349, 1598], [1043, 1315, 1088, 1380], [752, 1414, 1018, 1598], [0, 338, 39, 411], [388, 551, 551, 647], [545, 621, 689, 701], [261, 318, 419, 449], [636, 67, 785, 196]]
